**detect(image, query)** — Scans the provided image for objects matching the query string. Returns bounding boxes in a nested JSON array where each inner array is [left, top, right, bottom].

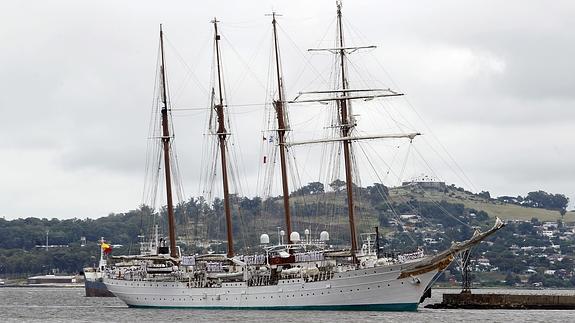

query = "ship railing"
[[397, 249, 425, 263]]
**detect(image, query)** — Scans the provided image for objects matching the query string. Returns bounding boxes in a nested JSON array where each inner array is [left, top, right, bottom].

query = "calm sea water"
[[1, 287, 574, 322]]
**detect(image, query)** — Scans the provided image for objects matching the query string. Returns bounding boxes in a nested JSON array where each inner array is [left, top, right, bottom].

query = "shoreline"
[[0, 284, 84, 288]]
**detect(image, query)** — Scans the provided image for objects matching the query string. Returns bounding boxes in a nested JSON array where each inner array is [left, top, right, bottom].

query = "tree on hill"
[[523, 191, 569, 211], [367, 183, 389, 205], [329, 179, 346, 192], [478, 191, 491, 199], [291, 182, 324, 196]]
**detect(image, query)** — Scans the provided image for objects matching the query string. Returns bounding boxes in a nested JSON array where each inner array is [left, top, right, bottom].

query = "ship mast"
[[159, 25, 178, 259], [271, 12, 293, 242], [335, 2, 358, 259], [212, 18, 234, 258], [288, 2, 413, 258]]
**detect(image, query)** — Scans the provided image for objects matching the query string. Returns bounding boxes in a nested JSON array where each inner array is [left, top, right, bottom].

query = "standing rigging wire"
[[141, 41, 169, 247], [139, 29, 206, 252], [341, 24, 475, 230], [212, 29, 253, 201], [257, 16, 347, 238], [162, 48, 187, 206], [255, 38, 276, 208], [343, 16, 478, 193], [341, 17, 416, 133], [276, 20, 336, 95], [353, 141, 417, 245], [357, 140, 473, 243], [222, 30, 270, 100], [344, 59, 416, 135], [163, 35, 211, 102], [255, 50, 274, 207], [398, 141, 413, 182]]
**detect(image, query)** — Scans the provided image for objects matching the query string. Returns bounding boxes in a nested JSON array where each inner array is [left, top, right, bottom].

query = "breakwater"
[[427, 292, 575, 309]]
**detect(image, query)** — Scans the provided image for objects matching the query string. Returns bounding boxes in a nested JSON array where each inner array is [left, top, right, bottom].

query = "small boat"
[[27, 274, 82, 287], [83, 238, 115, 297]]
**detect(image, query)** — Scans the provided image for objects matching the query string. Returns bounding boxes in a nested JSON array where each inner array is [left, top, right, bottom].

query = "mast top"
[[265, 12, 283, 19]]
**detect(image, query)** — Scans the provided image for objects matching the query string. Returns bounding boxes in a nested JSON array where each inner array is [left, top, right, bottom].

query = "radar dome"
[[290, 231, 301, 243], [260, 234, 270, 244], [320, 231, 330, 241]]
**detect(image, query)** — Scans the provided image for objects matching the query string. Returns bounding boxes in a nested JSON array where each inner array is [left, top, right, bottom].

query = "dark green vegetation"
[[0, 183, 573, 288]]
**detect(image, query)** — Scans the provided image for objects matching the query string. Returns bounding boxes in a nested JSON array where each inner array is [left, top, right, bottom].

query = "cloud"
[[1, 0, 575, 219]]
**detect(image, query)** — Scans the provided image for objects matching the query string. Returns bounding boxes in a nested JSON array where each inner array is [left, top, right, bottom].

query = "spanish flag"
[[101, 242, 112, 255]]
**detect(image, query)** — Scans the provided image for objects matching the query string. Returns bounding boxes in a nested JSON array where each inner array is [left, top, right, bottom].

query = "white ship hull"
[[104, 262, 438, 311]]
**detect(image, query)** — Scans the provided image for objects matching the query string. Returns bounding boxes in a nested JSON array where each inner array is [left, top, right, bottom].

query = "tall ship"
[[104, 2, 504, 310]]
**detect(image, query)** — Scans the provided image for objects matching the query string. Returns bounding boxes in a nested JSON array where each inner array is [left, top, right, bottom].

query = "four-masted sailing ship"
[[104, 3, 504, 311]]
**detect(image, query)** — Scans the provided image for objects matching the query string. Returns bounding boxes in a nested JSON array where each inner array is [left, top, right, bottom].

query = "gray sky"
[[1, 0, 573, 220]]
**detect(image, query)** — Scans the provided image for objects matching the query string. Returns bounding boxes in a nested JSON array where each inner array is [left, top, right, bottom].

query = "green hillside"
[[388, 185, 568, 222]]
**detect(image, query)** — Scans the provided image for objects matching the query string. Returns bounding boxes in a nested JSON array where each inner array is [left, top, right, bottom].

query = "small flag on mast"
[[101, 242, 113, 255]]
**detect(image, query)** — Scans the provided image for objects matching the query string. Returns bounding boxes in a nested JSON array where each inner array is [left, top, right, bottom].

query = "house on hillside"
[[541, 230, 555, 238], [400, 214, 421, 224], [401, 180, 446, 191]]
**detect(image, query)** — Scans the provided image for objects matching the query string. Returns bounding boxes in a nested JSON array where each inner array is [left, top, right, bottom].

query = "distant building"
[[423, 238, 438, 244], [34, 244, 69, 249], [400, 214, 421, 224], [542, 222, 558, 230], [544, 270, 556, 276], [402, 180, 446, 191], [27, 275, 80, 285], [541, 230, 554, 237]]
